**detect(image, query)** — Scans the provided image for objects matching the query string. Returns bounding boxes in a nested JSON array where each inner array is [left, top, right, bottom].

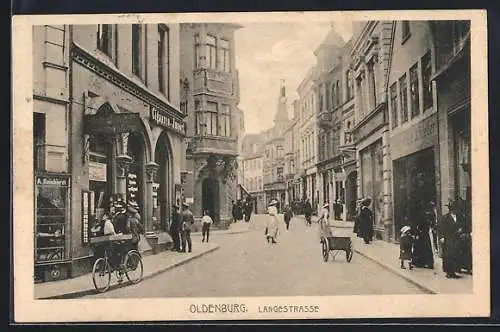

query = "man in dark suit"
[[169, 204, 182, 252], [438, 200, 463, 279]]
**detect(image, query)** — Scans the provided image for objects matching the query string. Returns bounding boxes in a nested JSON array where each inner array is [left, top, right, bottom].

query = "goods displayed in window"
[[35, 175, 69, 263]]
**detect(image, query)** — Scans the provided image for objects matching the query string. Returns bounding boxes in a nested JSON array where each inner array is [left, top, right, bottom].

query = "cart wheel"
[[346, 249, 353, 262], [321, 240, 329, 262]]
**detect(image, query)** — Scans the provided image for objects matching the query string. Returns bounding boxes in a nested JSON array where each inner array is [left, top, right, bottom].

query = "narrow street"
[[87, 216, 423, 298]]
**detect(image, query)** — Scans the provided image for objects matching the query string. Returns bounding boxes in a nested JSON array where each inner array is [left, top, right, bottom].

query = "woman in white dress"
[[265, 200, 280, 244]]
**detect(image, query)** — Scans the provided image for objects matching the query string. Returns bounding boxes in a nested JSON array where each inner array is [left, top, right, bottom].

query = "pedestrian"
[[265, 199, 280, 244], [357, 197, 374, 244], [180, 202, 194, 253], [427, 200, 440, 257], [112, 200, 128, 234], [126, 201, 144, 252], [438, 199, 463, 279], [399, 225, 415, 270], [244, 198, 253, 222], [201, 209, 213, 243], [411, 200, 435, 269], [231, 200, 237, 223], [317, 202, 330, 241], [235, 199, 244, 222], [304, 198, 312, 226], [169, 204, 182, 252], [283, 204, 293, 230], [454, 198, 473, 275]]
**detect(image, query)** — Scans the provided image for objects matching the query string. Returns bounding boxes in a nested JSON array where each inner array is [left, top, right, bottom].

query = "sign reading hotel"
[[150, 106, 186, 135]]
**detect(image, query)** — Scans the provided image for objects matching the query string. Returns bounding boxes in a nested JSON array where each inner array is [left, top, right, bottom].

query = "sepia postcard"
[[12, 10, 489, 322]]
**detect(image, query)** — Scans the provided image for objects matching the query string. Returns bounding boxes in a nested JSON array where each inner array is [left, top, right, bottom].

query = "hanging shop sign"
[[150, 106, 186, 135], [127, 172, 139, 202], [88, 161, 107, 182]]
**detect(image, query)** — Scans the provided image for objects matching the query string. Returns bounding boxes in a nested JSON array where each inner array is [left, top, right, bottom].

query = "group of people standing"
[[232, 198, 253, 223], [169, 202, 196, 253], [399, 198, 472, 278]]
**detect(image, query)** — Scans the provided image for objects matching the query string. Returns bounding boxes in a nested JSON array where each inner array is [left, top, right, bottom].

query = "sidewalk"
[[34, 242, 219, 300], [302, 216, 473, 294]]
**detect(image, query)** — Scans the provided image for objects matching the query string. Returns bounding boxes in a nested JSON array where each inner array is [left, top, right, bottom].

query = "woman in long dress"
[[265, 200, 280, 244]]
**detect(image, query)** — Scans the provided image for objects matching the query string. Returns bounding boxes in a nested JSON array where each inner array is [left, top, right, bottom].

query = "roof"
[[314, 28, 346, 55]]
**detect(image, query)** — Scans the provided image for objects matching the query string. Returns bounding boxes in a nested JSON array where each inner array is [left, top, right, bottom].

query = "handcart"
[[90, 234, 143, 293], [319, 220, 353, 262]]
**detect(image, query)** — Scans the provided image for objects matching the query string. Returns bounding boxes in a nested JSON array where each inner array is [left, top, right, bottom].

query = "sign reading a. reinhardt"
[[150, 106, 186, 135]]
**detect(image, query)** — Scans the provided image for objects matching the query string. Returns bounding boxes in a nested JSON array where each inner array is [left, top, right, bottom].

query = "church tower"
[[274, 79, 289, 135]]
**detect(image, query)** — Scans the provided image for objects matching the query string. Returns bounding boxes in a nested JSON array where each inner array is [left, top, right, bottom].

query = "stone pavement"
[[34, 242, 219, 300], [303, 215, 473, 294]]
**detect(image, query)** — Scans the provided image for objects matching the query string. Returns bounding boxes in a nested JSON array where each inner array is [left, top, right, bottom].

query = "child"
[[399, 225, 415, 270], [201, 210, 213, 243]]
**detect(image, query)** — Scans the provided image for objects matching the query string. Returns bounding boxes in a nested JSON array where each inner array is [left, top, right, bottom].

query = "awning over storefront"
[[84, 103, 143, 136]]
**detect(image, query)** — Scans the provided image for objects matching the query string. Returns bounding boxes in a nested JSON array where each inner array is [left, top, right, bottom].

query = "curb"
[[37, 245, 220, 300], [353, 248, 437, 295]]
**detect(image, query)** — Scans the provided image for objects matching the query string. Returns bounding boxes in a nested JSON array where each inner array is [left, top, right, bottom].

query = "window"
[[33, 112, 46, 171], [205, 35, 217, 69], [158, 25, 170, 98], [421, 51, 433, 110], [195, 34, 201, 68], [410, 62, 420, 119], [401, 21, 410, 42], [218, 38, 231, 72], [205, 101, 218, 136], [399, 74, 409, 123], [357, 76, 365, 118], [318, 88, 324, 113], [390, 83, 398, 129], [331, 83, 336, 108], [219, 104, 231, 137], [325, 84, 331, 110], [346, 70, 354, 100], [277, 167, 284, 181], [97, 24, 113, 57], [367, 63, 377, 110], [336, 80, 341, 106], [132, 24, 143, 78]]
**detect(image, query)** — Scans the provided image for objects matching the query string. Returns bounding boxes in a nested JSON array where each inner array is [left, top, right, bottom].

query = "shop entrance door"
[[393, 148, 436, 241], [202, 178, 219, 223]]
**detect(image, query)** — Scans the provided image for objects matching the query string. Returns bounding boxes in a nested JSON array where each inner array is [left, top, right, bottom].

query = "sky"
[[235, 22, 353, 134]]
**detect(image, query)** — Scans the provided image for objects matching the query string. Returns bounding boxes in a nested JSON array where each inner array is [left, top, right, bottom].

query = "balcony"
[[187, 136, 238, 157], [193, 68, 234, 96], [317, 111, 334, 128]]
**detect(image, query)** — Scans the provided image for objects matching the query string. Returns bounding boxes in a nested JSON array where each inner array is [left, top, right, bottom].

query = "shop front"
[[391, 113, 439, 241]]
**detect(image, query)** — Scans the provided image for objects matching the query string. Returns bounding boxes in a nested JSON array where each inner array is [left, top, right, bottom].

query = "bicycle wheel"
[[124, 250, 143, 284], [92, 258, 111, 293], [321, 239, 329, 262]]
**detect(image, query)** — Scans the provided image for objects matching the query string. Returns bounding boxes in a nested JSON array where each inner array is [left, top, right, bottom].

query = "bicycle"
[[91, 239, 144, 293]]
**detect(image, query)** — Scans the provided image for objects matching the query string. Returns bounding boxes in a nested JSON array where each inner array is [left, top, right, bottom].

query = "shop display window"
[[35, 175, 69, 263]]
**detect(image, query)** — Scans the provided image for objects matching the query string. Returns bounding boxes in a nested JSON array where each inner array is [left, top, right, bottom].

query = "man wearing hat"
[[357, 197, 374, 244], [438, 199, 463, 279], [126, 201, 144, 251], [113, 200, 129, 235], [170, 203, 182, 252]]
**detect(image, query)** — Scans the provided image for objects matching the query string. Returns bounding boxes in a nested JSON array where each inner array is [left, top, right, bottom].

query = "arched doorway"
[[154, 132, 172, 231], [346, 171, 358, 220], [202, 178, 219, 223], [127, 133, 146, 219]]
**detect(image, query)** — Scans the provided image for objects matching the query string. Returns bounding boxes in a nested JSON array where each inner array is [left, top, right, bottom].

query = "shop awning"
[[85, 109, 142, 136]]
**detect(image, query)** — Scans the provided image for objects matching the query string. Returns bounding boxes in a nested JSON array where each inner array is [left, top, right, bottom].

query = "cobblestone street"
[[87, 215, 423, 298]]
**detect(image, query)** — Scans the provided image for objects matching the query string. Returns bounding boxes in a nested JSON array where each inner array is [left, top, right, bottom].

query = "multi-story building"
[[291, 99, 303, 199], [179, 23, 242, 225], [387, 21, 438, 241], [241, 133, 265, 213], [297, 67, 319, 210], [33, 23, 185, 282], [349, 21, 395, 241], [284, 115, 297, 205], [235, 107, 246, 200], [430, 20, 471, 222], [262, 81, 289, 210], [313, 28, 347, 218]]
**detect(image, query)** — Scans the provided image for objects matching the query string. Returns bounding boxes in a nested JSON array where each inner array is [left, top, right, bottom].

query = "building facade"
[[313, 28, 349, 219], [179, 23, 241, 225], [350, 21, 395, 241], [297, 68, 319, 211], [284, 116, 297, 205], [262, 82, 289, 210], [387, 21, 439, 241], [33, 23, 185, 282], [430, 20, 471, 221], [241, 134, 265, 213]]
